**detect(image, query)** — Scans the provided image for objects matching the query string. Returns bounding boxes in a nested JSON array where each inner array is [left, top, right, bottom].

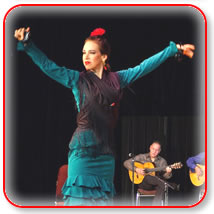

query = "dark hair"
[[151, 140, 162, 148], [85, 35, 111, 71]]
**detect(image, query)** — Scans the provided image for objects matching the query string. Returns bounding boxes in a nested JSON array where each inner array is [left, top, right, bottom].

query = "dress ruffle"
[[62, 174, 115, 206]]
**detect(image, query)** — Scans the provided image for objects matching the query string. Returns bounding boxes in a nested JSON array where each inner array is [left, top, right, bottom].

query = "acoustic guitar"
[[129, 161, 183, 184], [189, 164, 205, 186]]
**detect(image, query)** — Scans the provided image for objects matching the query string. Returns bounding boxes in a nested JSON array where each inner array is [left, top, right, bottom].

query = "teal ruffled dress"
[[17, 40, 178, 206]]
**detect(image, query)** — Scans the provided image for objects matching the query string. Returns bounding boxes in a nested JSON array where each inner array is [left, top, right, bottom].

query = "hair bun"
[[90, 28, 106, 37]]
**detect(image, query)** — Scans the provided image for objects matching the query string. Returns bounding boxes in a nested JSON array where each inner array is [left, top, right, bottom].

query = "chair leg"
[[163, 184, 169, 206], [136, 192, 139, 206], [199, 189, 205, 201]]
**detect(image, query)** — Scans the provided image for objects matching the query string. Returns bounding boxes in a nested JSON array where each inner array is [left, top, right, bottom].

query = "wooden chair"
[[136, 186, 168, 206], [55, 164, 68, 206], [136, 189, 157, 206]]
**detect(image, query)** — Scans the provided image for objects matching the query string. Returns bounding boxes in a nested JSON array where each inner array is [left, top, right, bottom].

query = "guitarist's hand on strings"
[[195, 166, 203, 179], [136, 168, 146, 176]]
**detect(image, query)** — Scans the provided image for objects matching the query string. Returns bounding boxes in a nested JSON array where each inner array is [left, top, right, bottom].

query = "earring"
[[103, 61, 107, 71]]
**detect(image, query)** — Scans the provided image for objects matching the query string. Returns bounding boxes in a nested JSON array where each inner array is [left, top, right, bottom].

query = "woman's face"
[[82, 40, 107, 72]]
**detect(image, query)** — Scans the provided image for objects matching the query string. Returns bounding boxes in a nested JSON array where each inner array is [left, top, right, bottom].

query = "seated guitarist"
[[186, 152, 205, 201], [123, 141, 179, 206], [186, 152, 205, 179]]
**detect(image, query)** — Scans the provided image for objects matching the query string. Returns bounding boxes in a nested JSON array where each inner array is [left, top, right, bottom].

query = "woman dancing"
[[14, 27, 195, 206]]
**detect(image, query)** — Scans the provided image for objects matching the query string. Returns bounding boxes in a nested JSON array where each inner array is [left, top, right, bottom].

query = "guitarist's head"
[[149, 141, 161, 159]]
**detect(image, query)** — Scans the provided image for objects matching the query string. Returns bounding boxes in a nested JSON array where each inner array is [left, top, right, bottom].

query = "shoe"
[[175, 184, 180, 191], [173, 184, 180, 191]]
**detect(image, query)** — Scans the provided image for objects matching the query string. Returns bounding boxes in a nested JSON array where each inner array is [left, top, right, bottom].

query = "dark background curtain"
[[5, 6, 205, 206]]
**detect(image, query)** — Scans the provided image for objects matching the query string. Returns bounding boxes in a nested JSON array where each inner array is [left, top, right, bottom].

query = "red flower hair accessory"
[[90, 28, 106, 37]]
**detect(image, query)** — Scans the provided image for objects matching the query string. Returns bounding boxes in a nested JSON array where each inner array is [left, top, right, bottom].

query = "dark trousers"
[[139, 175, 166, 206]]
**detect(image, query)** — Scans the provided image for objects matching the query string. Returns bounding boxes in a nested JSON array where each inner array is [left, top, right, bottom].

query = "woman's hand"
[[176, 44, 195, 58], [14, 27, 30, 41]]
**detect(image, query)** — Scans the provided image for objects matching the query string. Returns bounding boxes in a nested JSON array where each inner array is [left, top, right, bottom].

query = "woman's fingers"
[[182, 44, 195, 58], [183, 49, 194, 58], [182, 44, 195, 51], [26, 27, 30, 32], [14, 28, 24, 40], [14, 27, 30, 41], [14, 30, 22, 40], [186, 44, 195, 50], [14, 30, 18, 38]]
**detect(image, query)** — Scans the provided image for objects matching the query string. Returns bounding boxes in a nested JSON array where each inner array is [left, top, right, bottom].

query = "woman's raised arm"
[[117, 41, 195, 89], [14, 27, 79, 89]]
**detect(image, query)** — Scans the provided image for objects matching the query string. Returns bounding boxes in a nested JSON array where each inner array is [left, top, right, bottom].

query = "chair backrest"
[[56, 164, 68, 201]]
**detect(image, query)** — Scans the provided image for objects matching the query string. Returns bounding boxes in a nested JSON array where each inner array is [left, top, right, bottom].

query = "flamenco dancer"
[[14, 27, 195, 206]]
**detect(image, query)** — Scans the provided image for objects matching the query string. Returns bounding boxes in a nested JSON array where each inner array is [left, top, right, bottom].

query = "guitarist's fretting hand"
[[136, 168, 146, 176], [165, 166, 172, 173]]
